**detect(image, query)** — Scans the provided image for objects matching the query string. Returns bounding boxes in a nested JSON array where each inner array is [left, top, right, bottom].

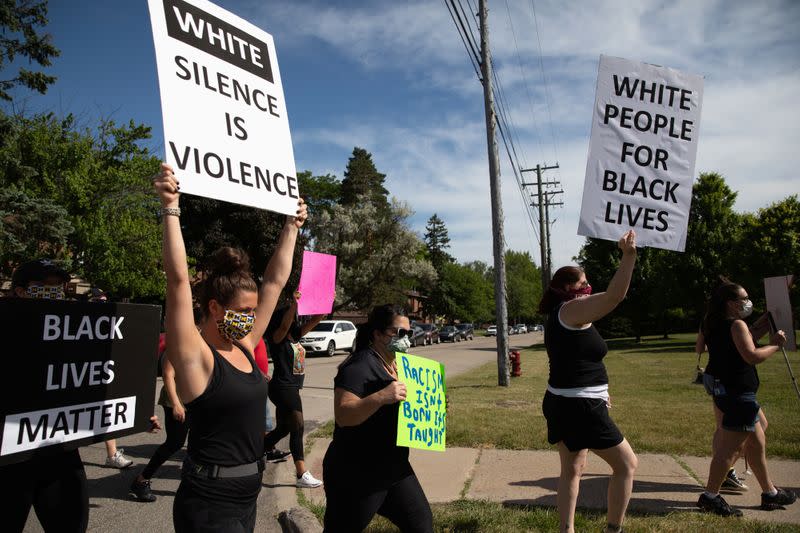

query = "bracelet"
[[161, 207, 181, 217]]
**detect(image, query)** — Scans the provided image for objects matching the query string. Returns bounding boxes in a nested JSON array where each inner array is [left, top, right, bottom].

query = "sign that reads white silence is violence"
[[148, 0, 298, 215], [578, 55, 704, 251]]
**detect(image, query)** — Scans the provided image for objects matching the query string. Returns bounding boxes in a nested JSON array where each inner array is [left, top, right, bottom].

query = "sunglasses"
[[386, 327, 414, 338]]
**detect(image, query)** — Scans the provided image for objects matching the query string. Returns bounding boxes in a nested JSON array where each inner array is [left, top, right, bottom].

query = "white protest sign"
[[578, 55, 704, 251], [764, 275, 797, 351], [148, 0, 298, 215]]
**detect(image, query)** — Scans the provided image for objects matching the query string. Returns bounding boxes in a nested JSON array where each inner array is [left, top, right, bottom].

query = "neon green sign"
[[395, 352, 446, 451]]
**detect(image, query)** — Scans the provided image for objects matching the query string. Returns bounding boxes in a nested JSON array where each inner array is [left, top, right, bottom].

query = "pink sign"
[[297, 251, 337, 316]]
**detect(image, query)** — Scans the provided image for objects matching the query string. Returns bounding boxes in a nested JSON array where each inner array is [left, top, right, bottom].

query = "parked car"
[[409, 326, 427, 348], [532, 324, 544, 332], [514, 324, 528, 334], [456, 323, 474, 340], [486, 325, 497, 336], [418, 323, 440, 345], [439, 325, 463, 342], [299, 320, 357, 357]]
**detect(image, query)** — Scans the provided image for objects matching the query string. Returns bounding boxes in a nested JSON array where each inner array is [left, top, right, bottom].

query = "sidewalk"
[[298, 437, 800, 527]]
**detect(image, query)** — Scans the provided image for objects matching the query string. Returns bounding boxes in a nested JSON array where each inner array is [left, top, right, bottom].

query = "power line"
[[529, 0, 561, 170]]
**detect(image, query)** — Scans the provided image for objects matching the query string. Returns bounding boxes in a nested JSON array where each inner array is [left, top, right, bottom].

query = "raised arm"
[[695, 329, 706, 354], [560, 230, 637, 327], [161, 357, 185, 422], [732, 320, 786, 365], [248, 200, 307, 345], [271, 299, 297, 344], [299, 314, 325, 338], [153, 163, 208, 400], [334, 383, 406, 427]]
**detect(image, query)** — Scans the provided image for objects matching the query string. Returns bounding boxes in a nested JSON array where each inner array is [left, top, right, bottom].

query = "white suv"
[[299, 320, 357, 357]]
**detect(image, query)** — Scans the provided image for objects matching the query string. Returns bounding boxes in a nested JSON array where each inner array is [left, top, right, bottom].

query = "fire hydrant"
[[510, 350, 521, 377]]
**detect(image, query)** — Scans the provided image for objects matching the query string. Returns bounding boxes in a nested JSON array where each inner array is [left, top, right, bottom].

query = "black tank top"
[[545, 302, 609, 388], [704, 319, 759, 395], [185, 342, 268, 466]]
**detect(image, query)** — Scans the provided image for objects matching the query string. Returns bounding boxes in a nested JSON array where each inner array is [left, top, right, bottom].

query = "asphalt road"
[[23, 331, 541, 532]]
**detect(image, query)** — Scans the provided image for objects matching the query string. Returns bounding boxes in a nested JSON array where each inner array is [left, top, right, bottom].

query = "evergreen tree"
[[424, 213, 453, 271], [339, 147, 389, 209]]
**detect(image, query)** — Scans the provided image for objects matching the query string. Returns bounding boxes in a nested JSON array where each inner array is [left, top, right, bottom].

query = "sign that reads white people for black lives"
[[0, 299, 160, 466], [578, 55, 704, 251], [148, 0, 298, 216]]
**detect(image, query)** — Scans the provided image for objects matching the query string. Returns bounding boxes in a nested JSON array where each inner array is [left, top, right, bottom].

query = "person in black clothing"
[[263, 291, 324, 487], [322, 304, 433, 533], [538, 230, 637, 533], [153, 163, 306, 532], [697, 279, 795, 517], [2, 259, 89, 533]]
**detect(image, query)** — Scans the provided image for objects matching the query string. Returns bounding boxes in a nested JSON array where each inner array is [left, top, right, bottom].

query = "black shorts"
[[542, 390, 623, 452], [268, 385, 303, 413]]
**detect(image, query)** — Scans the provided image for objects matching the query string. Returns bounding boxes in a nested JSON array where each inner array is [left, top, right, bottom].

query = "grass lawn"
[[447, 333, 800, 458], [302, 333, 800, 531]]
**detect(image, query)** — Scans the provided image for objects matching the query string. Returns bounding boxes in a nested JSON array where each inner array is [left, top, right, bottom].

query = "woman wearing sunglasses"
[[322, 304, 433, 533]]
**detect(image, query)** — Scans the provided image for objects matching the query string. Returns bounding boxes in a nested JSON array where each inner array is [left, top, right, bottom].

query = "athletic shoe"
[[697, 493, 743, 517], [129, 479, 157, 502], [296, 471, 322, 488], [265, 448, 291, 462], [761, 488, 797, 510], [105, 449, 133, 469], [721, 468, 748, 491]]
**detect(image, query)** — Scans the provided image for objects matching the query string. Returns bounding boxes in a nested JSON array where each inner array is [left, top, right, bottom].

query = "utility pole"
[[544, 190, 563, 285], [479, 0, 509, 386], [521, 163, 559, 289]]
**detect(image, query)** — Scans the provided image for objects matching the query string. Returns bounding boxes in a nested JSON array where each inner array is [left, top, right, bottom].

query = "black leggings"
[[323, 473, 433, 533], [2, 449, 88, 533], [263, 386, 304, 461], [142, 405, 189, 479]]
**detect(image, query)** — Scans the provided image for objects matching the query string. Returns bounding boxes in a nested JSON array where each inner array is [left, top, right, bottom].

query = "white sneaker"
[[105, 449, 133, 469], [296, 471, 322, 488]]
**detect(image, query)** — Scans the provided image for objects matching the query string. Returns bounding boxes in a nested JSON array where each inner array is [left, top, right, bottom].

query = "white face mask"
[[739, 299, 753, 318], [387, 335, 412, 354]]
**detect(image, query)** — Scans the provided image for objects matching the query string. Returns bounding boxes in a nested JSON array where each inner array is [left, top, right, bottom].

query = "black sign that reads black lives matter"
[[0, 299, 161, 466]]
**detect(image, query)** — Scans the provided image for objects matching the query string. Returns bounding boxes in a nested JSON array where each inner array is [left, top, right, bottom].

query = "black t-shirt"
[[323, 349, 412, 491], [704, 319, 759, 395], [185, 342, 268, 467], [268, 335, 305, 388], [545, 302, 609, 388]]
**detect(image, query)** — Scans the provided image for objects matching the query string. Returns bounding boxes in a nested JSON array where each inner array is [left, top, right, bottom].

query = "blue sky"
[[7, 0, 800, 271]]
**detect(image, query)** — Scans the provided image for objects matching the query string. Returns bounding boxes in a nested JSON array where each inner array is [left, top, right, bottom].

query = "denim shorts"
[[704, 374, 760, 432]]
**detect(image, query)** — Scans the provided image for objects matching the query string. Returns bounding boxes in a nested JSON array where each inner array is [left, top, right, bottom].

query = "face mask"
[[569, 284, 592, 297], [739, 299, 753, 319], [26, 285, 66, 300], [217, 309, 255, 341], [387, 335, 412, 354]]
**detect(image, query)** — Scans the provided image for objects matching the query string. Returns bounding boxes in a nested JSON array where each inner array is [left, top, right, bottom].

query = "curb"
[[278, 507, 323, 533]]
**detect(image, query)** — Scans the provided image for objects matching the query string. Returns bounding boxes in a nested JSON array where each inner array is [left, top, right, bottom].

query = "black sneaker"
[[697, 493, 743, 517], [721, 468, 748, 491], [129, 478, 157, 503], [761, 488, 797, 510], [265, 448, 291, 462]]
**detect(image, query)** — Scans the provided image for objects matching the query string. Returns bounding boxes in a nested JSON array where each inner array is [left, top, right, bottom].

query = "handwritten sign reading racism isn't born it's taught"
[[395, 352, 446, 452], [148, 0, 298, 216], [578, 55, 704, 252]]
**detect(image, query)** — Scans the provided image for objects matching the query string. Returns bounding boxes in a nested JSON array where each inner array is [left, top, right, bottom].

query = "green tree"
[[424, 213, 453, 270], [339, 147, 389, 209], [0, 0, 60, 101], [438, 261, 494, 323], [504, 250, 541, 324], [298, 170, 340, 220], [313, 197, 436, 310]]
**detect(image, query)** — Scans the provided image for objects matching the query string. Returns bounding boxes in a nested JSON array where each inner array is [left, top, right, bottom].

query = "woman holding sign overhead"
[[322, 304, 433, 533], [153, 163, 306, 532], [538, 230, 638, 533]]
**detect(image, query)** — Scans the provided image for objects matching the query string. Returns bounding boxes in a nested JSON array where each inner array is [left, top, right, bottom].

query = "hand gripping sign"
[[148, 0, 299, 215], [0, 299, 160, 466], [395, 352, 446, 452], [578, 55, 704, 251]]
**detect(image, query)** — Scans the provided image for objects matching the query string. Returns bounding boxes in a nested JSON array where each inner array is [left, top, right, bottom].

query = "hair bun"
[[208, 247, 250, 275]]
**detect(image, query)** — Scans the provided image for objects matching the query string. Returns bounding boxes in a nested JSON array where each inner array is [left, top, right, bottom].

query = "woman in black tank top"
[[538, 230, 638, 533], [153, 163, 307, 532]]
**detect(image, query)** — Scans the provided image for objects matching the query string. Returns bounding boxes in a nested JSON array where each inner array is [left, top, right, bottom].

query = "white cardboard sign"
[[578, 55, 704, 251], [148, 0, 298, 215], [764, 275, 797, 352]]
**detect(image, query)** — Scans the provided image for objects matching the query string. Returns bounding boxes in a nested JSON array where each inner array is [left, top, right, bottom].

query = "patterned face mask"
[[26, 285, 66, 300], [217, 309, 255, 341]]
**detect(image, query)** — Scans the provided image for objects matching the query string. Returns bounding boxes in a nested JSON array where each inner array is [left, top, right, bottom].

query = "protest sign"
[[764, 275, 797, 351], [297, 251, 337, 316], [0, 299, 160, 466], [578, 55, 704, 251], [395, 352, 446, 452], [148, 0, 298, 216]]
